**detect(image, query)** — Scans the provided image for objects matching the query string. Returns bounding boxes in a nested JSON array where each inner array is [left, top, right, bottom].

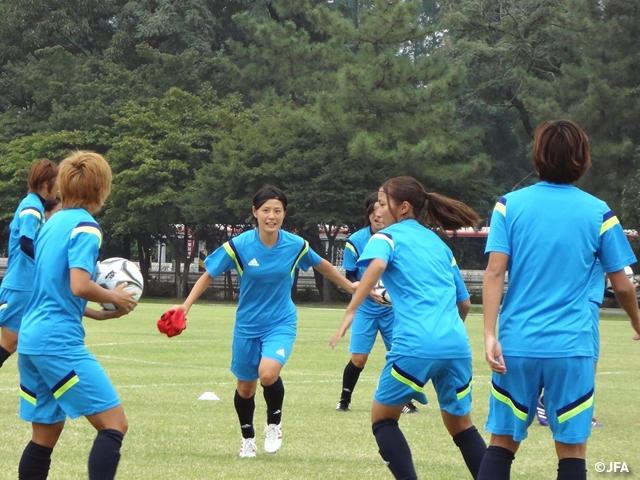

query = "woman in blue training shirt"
[[177, 186, 356, 459], [0, 159, 59, 371], [331, 176, 487, 480], [335, 192, 418, 414], [480, 120, 640, 480], [17, 152, 137, 480]]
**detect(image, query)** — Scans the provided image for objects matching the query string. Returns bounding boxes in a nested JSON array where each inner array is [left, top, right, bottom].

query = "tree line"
[[0, 0, 638, 298]]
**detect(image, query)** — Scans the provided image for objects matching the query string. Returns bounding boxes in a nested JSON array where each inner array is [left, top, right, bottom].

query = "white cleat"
[[239, 437, 257, 458], [264, 423, 282, 454]]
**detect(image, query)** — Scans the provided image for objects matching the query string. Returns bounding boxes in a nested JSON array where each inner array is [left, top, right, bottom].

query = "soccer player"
[[335, 192, 419, 414], [0, 159, 58, 371], [536, 261, 611, 428], [480, 120, 640, 480], [17, 151, 138, 480], [330, 176, 487, 480], [175, 186, 356, 458]]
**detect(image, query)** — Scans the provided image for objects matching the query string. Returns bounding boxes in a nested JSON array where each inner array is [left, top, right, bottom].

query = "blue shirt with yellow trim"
[[204, 229, 323, 337], [18, 208, 102, 355], [344, 226, 395, 317], [486, 181, 635, 358], [357, 219, 471, 359], [2, 193, 45, 291]]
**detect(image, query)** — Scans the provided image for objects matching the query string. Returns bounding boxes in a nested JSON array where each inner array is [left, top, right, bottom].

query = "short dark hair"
[[531, 120, 591, 184], [252, 186, 288, 211], [364, 192, 378, 227]]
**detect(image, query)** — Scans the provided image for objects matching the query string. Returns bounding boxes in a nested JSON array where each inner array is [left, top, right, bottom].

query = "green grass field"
[[0, 302, 639, 479]]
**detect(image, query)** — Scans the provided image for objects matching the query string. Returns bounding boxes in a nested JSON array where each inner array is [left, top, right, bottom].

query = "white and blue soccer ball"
[[95, 257, 144, 310], [374, 280, 392, 307]]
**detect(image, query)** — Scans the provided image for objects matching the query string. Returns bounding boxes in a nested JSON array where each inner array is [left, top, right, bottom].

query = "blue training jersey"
[[357, 219, 471, 359], [204, 229, 323, 337], [587, 259, 605, 306], [344, 226, 394, 316], [486, 182, 635, 358], [18, 209, 102, 355], [2, 193, 46, 291]]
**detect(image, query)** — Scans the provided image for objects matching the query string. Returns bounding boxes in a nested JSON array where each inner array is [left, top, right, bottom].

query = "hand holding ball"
[[95, 257, 144, 311]]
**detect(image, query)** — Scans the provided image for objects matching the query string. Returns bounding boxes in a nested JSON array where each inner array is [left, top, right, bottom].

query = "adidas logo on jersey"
[[248, 258, 259, 266], [276, 349, 285, 357]]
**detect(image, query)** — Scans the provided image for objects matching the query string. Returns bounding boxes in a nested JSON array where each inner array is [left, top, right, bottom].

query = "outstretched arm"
[[177, 271, 213, 315], [314, 259, 357, 294], [330, 258, 386, 348]]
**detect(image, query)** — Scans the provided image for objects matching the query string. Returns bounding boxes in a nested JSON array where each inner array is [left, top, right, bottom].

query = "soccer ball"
[[95, 257, 144, 310], [604, 266, 635, 298], [373, 280, 392, 307]]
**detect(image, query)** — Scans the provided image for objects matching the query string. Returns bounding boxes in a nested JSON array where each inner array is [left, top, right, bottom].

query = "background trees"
[[0, 0, 638, 298]]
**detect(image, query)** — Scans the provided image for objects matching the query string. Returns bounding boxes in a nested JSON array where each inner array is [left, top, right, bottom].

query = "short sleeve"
[[205, 241, 240, 277], [485, 197, 510, 255], [598, 209, 637, 273], [297, 243, 323, 272], [69, 222, 102, 273], [18, 206, 42, 241], [357, 232, 393, 268], [342, 239, 358, 271]]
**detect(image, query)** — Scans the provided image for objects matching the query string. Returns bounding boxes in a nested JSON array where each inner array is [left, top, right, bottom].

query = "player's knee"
[[0, 331, 18, 353], [351, 355, 368, 369], [259, 371, 280, 387], [117, 417, 129, 435]]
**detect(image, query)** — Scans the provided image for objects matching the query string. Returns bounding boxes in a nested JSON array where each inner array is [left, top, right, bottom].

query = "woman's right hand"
[[112, 283, 137, 313]]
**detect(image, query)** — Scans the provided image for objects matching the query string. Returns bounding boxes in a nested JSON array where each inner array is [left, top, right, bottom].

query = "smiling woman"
[[167, 186, 356, 459]]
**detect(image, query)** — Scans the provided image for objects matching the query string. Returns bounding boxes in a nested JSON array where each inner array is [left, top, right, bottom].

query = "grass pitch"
[[0, 302, 639, 479]]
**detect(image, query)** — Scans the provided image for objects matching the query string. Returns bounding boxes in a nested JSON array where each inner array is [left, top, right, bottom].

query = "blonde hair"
[[59, 151, 112, 214]]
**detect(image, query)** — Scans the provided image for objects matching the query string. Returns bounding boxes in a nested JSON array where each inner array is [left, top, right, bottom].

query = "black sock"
[[262, 376, 285, 425], [477, 445, 515, 480], [88, 429, 124, 480], [453, 425, 487, 479], [340, 361, 364, 403], [372, 418, 417, 480], [19, 441, 53, 480], [234, 390, 256, 438], [557, 458, 586, 480], [0, 346, 11, 368]]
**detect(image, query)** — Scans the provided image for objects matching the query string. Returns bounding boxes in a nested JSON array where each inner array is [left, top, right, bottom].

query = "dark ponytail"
[[424, 191, 481, 230], [381, 176, 480, 230]]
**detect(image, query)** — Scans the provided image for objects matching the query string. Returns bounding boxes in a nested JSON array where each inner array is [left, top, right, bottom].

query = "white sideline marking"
[[97, 355, 213, 370]]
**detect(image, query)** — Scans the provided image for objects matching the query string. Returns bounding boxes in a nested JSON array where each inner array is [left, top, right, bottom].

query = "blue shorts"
[[19, 350, 121, 424], [590, 302, 600, 361], [374, 352, 473, 416], [486, 356, 594, 443], [0, 288, 32, 332], [231, 323, 296, 381], [349, 308, 395, 354]]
